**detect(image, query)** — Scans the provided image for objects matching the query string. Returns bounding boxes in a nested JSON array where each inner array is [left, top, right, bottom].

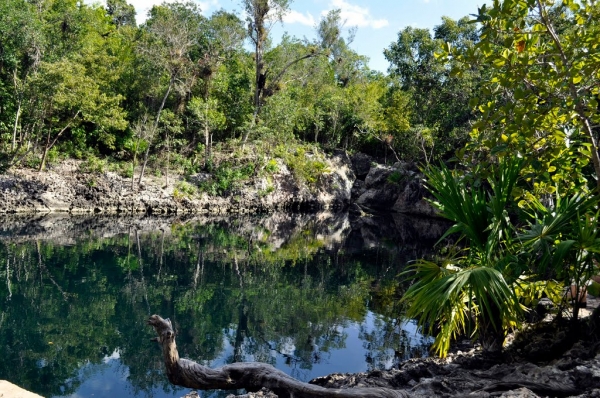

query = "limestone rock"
[[352, 161, 437, 216], [0, 380, 44, 398], [0, 152, 355, 215], [350, 152, 374, 179]]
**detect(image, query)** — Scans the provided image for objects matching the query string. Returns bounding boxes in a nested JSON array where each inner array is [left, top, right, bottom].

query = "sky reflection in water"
[[0, 214, 436, 398]]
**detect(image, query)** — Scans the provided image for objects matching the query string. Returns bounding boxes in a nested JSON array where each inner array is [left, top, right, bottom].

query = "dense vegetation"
[[2, 0, 600, 361], [0, 0, 480, 181], [403, 0, 600, 358]]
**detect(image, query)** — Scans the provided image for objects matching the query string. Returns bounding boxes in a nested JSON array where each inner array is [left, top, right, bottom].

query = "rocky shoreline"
[[0, 152, 437, 217], [308, 309, 600, 398], [218, 310, 600, 398]]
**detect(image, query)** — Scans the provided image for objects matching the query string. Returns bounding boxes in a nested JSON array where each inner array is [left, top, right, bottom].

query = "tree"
[[384, 17, 480, 162], [191, 10, 246, 166], [242, 0, 290, 143], [241, 4, 345, 144], [188, 97, 226, 167], [0, 0, 42, 158], [27, 59, 126, 171], [446, 0, 600, 194], [351, 73, 412, 163], [404, 0, 600, 359], [106, 0, 136, 28], [135, 1, 204, 185]]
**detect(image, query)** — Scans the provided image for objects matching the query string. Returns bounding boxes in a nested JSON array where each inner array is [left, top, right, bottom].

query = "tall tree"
[[241, 3, 346, 144], [242, 0, 290, 144], [192, 10, 246, 166], [384, 17, 480, 162], [136, 1, 204, 185], [0, 0, 43, 156]]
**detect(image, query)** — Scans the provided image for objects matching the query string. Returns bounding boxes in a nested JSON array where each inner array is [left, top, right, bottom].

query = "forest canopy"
[[0, 0, 482, 178]]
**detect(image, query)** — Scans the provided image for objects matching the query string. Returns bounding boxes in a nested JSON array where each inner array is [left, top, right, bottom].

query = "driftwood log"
[[147, 314, 412, 398]]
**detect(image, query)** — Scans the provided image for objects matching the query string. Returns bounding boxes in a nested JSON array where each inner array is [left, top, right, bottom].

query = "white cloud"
[[325, 0, 389, 29], [129, 0, 220, 23], [103, 349, 121, 363], [197, 0, 220, 14], [283, 10, 316, 26]]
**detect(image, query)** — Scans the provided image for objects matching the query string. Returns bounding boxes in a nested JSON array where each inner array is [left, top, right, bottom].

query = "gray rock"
[[348, 160, 438, 217], [0, 152, 356, 215], [364, 164, 394, 188], [350, 152, 374, 179]]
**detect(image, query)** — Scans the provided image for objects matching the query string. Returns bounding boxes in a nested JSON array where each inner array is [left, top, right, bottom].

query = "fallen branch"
[[147, 314, 411, 398]]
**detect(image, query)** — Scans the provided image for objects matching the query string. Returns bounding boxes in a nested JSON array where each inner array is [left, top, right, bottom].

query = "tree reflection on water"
[[0, 212, 440, 397]]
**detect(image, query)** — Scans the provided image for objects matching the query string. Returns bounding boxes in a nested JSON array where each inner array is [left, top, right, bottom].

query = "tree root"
[[147, 314, 412, 398]]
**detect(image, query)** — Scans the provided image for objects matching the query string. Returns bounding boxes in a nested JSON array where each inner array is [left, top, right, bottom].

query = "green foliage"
[[274, 144, 329, 186], [173, 180, 197, 200], [405, 157, 525, 357], [444, 0, 600, 194], [385, 16, 480, 162], [0, 0, 450, 170], [264, 159, 278, 173], [404, 260, 520, 357], [408, 150, 600, 357], [199, 162, 255, 196], [78, 155, 108, 174], [387, 171, 403, 184], [518, 192, 600, 317]]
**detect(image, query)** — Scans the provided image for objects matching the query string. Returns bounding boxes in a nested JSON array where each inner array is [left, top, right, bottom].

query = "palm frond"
[[402, 262, 521, 357]]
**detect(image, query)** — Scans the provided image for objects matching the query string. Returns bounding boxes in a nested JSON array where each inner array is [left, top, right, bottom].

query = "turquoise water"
[[0, 214, 434, 397]]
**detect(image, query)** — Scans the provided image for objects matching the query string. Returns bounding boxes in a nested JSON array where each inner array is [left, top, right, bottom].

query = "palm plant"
[[519, 193, 600, 322], [402, 157, 524, 357]]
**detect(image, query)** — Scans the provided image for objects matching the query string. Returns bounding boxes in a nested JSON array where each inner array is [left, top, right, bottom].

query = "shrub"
[[79, 155, 108, 174], [173, 180, 197, 201], [199, 162, 255, 196], [274, 144, 329, 186]]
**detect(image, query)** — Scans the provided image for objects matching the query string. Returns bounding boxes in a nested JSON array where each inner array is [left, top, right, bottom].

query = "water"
[[0, 212, 442, 398]]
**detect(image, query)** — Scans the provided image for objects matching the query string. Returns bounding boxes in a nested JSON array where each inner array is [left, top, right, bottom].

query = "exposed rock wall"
[[0, 152, 439, 218], [0, 152, 355, 215], [349, 154, 437, 217]]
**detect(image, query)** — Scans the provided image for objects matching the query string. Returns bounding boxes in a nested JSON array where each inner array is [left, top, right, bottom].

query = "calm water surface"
[[0, 213, 438, 397]]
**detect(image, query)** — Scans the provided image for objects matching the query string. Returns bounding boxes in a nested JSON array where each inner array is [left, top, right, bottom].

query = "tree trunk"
[[204, 101, 210, 168], [165, 132, 170, 188], [39, 145, 49, 172], [148, 315, 410, 398], [12, 69, 23, 151], [139, 75, 174, 187], [12, 100, 22, 152], [38, 114, 78, 172]]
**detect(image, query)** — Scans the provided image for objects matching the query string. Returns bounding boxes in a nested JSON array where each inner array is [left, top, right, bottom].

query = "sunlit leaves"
[[447, 0, 600, 195]]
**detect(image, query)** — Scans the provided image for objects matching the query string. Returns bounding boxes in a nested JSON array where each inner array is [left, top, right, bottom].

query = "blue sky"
[[126, 0, 486, 72]]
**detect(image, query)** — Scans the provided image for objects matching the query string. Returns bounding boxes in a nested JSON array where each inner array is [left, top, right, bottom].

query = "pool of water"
[[0, 213, 436, 397]]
